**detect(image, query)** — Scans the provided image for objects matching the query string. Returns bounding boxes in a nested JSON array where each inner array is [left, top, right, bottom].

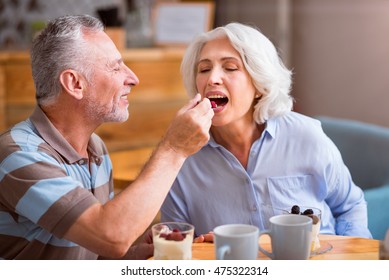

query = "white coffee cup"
[[214, 224, 259, 260], [258, 214, 313, 260]]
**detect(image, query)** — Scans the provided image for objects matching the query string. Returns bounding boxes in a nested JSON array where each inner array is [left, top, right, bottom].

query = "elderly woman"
[[160, 22, 372, 241]]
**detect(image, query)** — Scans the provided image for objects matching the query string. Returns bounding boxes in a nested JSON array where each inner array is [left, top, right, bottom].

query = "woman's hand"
[[193, 231, 214, 243]]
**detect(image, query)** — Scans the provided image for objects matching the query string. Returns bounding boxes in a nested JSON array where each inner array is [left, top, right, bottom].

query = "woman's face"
[[196, 37, 257, 127]]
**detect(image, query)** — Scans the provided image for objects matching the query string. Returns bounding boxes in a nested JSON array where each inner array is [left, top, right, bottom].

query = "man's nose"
[[126, 67, 139, 86]]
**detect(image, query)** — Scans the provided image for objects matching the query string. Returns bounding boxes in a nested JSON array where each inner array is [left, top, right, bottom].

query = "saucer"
[[310, 241, 333, 256]]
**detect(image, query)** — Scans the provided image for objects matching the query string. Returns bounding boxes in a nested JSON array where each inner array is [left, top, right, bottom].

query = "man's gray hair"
[[30, 14, 104, 105]]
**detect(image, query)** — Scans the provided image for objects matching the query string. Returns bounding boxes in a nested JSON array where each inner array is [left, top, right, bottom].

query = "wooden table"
[[191, 234, 379, 260]]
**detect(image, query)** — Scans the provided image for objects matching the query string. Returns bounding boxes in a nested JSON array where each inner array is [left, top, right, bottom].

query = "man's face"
[[82, 30, 139, 124]]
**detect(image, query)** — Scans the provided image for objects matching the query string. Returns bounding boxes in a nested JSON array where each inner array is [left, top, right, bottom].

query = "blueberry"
[[303, 208, 314, 215], [291, 205, 300, 214]]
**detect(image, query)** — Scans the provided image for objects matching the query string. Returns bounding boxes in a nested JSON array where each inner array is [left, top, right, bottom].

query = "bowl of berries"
[[151, 222, 194, 260]]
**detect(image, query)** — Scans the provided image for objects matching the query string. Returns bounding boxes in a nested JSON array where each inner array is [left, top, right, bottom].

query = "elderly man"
[[0, 14, 214, 259]]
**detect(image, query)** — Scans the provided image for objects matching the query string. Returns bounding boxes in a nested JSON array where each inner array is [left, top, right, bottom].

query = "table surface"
[[191, 234, 379, 260]]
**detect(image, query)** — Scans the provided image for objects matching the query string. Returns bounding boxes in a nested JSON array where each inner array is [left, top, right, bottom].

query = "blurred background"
[[1, 0, 389, 134]]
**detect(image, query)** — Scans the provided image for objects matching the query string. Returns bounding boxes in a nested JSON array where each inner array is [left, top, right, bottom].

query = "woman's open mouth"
[[208, 95, 228, 109]]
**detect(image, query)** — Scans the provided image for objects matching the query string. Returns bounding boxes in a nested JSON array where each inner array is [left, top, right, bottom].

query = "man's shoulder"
[[0, 119, 44, 149], [1, 122, 54, 167]]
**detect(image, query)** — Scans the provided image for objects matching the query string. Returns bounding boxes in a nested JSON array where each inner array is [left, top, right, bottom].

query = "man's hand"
[[161, 94, 214, 158]]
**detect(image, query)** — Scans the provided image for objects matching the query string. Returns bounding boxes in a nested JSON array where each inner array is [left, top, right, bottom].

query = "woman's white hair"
[[181, 22, 293, 124]]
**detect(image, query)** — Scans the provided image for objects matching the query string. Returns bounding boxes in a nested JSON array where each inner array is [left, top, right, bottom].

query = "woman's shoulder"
[[271, 112, 334, 150], [281, 111, 320, 124], [274, 111, 322, 133]]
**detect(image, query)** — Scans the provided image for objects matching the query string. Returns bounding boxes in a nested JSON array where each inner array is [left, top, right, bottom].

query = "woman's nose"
[[207, 69, 223, 85]]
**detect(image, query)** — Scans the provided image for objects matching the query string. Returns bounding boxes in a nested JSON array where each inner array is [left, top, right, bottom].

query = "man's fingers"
[[179, 93, 202, 113], [178, 95, 214, 116]]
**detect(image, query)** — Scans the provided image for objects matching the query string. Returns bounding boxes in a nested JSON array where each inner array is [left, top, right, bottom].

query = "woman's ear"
[[255, 91, 262, 99], [59, 69, 85, 100]]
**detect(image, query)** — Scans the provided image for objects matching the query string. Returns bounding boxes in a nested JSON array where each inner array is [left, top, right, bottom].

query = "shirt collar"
[[207, 118, 277, 148], [264, 117, 277, 139], [30, 105, 102, 164]]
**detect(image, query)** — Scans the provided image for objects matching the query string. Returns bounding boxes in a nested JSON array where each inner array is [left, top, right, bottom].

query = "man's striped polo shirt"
[[0, 106, 114, 259]]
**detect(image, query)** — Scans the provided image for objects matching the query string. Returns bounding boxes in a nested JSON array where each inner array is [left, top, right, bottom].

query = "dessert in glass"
[[289, 205, 321, 252], [151, 222, 194, 260]]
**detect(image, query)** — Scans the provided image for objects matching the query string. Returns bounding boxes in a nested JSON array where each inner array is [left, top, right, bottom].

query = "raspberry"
[[211, 101, 217, 108], [168, 232, 184, 241], [160, 229, 185, 241]]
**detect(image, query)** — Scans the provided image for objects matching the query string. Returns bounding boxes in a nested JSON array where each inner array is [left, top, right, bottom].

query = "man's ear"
[[59, 69, 85, 100]]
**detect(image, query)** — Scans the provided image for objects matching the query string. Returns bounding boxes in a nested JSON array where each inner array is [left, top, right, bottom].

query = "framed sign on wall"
[[153, 1, 215, 46]]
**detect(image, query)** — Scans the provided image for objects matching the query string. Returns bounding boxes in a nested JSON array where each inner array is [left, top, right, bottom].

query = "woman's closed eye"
[[198, 68, 211, 73]]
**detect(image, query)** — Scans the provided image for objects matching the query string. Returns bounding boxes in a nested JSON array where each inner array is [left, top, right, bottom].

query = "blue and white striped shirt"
[[0, 106, 114, 259]]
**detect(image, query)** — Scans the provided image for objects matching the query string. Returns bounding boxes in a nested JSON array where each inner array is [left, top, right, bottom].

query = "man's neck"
[[42, 105, 96, 158]]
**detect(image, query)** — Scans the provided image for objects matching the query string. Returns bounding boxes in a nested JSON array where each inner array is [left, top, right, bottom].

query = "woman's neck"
[[211, 121, 264, 169]]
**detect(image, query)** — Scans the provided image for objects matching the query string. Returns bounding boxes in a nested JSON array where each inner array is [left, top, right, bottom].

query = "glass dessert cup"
[[151, 222, 194, 260], [286, 205, 322, 252]]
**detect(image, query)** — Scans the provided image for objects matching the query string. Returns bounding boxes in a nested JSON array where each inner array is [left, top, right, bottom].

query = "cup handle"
[[258, 230, 274, 259], [216, 245, 231, 260]]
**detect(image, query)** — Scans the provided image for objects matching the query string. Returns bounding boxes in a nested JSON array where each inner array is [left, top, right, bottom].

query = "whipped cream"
[[153, 234, 193, 260]]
